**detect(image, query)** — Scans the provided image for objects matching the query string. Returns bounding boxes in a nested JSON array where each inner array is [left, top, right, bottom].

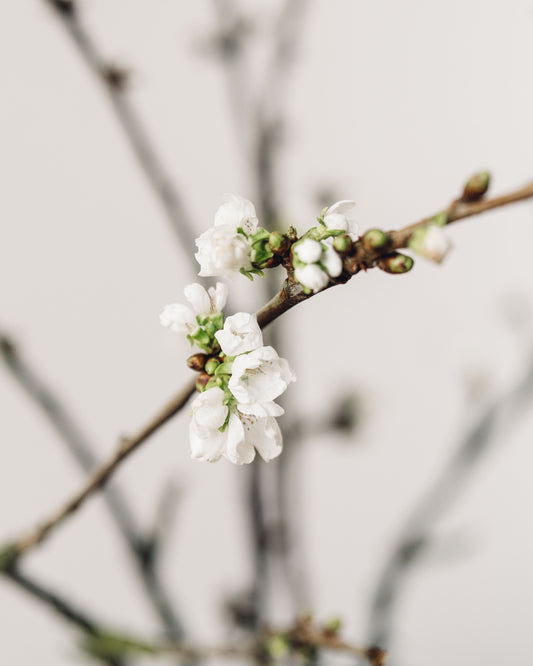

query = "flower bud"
[[268, 231, 290, 255], [378, 252, 414, 274], [204, 357, 221, 375], [323, 616, 342, 635], [187, 353, 208, 372], [461, 171, 490, 202], [206, 375, 225, 390], [196, 372, 210, 392], [363, 228, 389, 250], [333, 234, 352, 254]]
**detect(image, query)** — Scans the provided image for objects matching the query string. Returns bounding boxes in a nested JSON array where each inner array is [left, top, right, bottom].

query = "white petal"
[[191, 387, 228, 430], [215, 312, 263, 356], [214, 194, 259, 235], [184, 283, 211, 315], [325, 200, 356, 216], [228, 345, 295, 405], [421, 226, 452, 263], [321, 241, 343, 278], [237, 401, 285, 417], [294, 263, 329, 293], [245, 416, 283, 462], [159, 303, 196, 333], [208, 282, 228, 312], [224, 411, 255, 465], [323, 212, 349, 231], [190, 421, 226, 462], [295, 238, 322, 263]]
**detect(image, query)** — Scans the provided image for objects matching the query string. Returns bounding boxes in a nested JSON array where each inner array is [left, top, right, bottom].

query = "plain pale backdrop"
[[1, 1, 533, 665]]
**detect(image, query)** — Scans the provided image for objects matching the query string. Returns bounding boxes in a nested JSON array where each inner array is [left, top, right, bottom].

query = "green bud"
[[363, 228, 389, 250], [266, 635, 290, 659], [333, 234, 353, 254], [187, 353, 208, 372], [324, 617, 342, 634], [378, 252, 414, 274], [461, 171, 490, 202], [206, 375, 225, 390], [214, 360, 234, 376], [268, 231, 289, 254], [204, 358, 221, 375]]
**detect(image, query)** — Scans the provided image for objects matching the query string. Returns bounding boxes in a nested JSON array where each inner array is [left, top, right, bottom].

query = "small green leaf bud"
[[378, 252, 414, 274], [268, 231, 290, 255], [204, 357, 221, 375], [333, 234, 352, 254], [363, 228, 389, 250], [206, 375, 225, 390], [266, 635, 290, 659], [187, 353, 208, 372], [461, 171, 490, 202], [196, 372, 210, 392], [323, 616, 342, 635]]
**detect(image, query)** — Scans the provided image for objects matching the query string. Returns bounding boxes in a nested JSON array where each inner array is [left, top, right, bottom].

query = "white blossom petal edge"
[[160, 282, 227, 334], [229, 346, 296, 409], [324, 200, 359, 237], [215, 312, 263, 356], [214, 194, 259, 235]]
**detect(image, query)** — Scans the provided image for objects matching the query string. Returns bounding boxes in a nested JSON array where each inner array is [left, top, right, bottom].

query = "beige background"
[[1, 1, 533, 664]]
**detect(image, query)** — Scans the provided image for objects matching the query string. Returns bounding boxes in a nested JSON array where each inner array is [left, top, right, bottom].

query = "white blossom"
[[189, 387, 283, 465], [228, 346, 295, 414], [159, 303, 197, 334], [189, 387, 229, 462], [294, 238, 322, 263], [323, 200, 358, 237], [294, 263, 330, 293], [215, 312, 263, 356], [321, 237, 343, 278], [195, 225, 252, 279], [421, 226, 451, 263], [160, 282, 227, 334], [214, 194, 258, 235]]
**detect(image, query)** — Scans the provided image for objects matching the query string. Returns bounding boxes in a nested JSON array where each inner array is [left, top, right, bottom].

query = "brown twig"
[[2, 179, 532, 561], [0, 334, 185, 639], [43, 0, 198, 270], [368, 345, 533, 653]]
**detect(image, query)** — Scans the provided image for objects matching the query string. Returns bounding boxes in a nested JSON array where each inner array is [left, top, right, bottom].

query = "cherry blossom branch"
[[43, 0, 197, 269], [80, 616, 385, 665], [2, 178, 532, 563], [368, 345, 533, 652], [3, 565, 129, 666]]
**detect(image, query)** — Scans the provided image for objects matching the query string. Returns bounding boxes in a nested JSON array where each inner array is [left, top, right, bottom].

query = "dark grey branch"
[[44, 0, 197, 271], [0, 333, 184, 640], [368, 349, 533, 653]]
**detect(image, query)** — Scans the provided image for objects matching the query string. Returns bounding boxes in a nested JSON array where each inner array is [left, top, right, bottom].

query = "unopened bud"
[[333, 234, 352, 254], [196, 372, 210, 392], [323, 617, 342, 635], [461, 171, 490, 202], [206, 375, 225, 390], [363, 228, 389, 250], [269, 231, 290, 255], [378, 252, 414, 274], [187, 353, 208, 372], [204, 357, 221, 375]]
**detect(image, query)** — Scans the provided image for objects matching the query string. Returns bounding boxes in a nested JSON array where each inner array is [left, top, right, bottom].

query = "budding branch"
[[2, 178, 532, 562]]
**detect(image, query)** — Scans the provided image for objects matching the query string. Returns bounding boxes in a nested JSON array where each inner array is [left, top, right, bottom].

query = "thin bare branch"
[[368, 347, 533, 651], [43, 0, 197, 269], [0, 334, 185, 639], [2, 179, 532, 561], [3, 565, 128, 666]]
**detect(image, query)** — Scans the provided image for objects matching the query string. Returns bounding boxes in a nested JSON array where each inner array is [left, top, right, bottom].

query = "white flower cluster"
[[161, 284, 295, 465], [195, 194, 271, 280], [292, 200, 358, 294]]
